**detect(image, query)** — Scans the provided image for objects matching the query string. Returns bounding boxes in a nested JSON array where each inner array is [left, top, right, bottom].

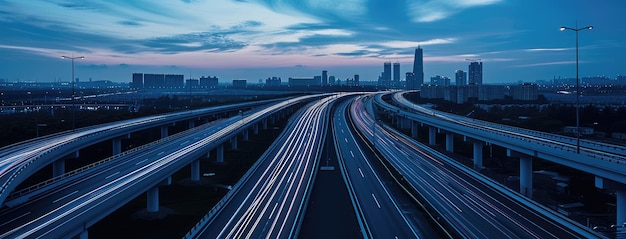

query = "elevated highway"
[[0, 95, 317, 238], [0, 98, 286, 208], [352, 94, 603, 238]]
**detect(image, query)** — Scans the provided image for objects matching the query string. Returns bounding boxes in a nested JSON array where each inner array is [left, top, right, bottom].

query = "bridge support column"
[[112, 134, 130, 156], [473, 141, 483, 170], [230, 136, 238, 150], [271, 115, 276, 125], [217, 144, 224, 163], [595, 177, 626, 226], [411, 121, 419, 138], [618, 190, 626, 227], [160, 126, 169, 138], [53, 159, 65, 177], [243, 129, 249, 141], [445, 133, 454, 153], [253, 124, 259, 135], [262, 119, 268, 130], [147, 177, 171, 212], [428, 127, 436, 146], [188, 119, 195, 129], [77, 230, 88, 239], [146, 187, 159, 212], [191, 159, 200, 181], [508, 149, 533, 198]]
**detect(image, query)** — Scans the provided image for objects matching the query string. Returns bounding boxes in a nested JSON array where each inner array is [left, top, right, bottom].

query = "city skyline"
[[1, 1, 625, 84]]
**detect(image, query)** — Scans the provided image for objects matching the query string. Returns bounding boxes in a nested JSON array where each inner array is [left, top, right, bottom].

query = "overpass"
[[0, 98, 290, 208], [0, 94, 320, 238], [354, 94, 603, 238], [375, 90, 626, 226]]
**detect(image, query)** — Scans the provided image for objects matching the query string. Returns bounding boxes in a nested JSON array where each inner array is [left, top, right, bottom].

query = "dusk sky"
[[1, 0, 624, 84]]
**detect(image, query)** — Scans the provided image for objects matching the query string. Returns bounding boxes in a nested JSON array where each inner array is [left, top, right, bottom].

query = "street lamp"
[[61, 55, 85, 131], [560, 24, 592, 154]]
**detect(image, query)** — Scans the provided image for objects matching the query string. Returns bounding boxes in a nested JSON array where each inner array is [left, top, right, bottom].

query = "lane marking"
[[157, 151, 165, 156], [0, 211, 30, 227], [372, 193, 381, 209], [54, 190, 78, 204], [105, 171, 120, 179], [358, 168, 364, 178], [344, 138, 348, 143], [135, 158, 148, 165]]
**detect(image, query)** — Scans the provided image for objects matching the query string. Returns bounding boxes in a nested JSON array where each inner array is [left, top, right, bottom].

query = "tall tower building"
[[468, 61, 483, 85], [322, 70, 328, 85], [455, 70, 467, 86], [405, 72, 417, 90], [393, 62, 400, 86], [412, 46, 424, 89], [383, 61, 392, 87]]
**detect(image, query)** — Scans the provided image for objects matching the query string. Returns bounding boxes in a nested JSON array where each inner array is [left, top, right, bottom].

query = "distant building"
[[329, 76, 336, 85], [199, 76, 219, 88], [455, 70, 467, 86], [430, 75, 451, 86], [164, 74, 184, 89], [479, 85, 505, 101], [468, 61, 483, 85], [322, 70, 328, 86], [412, 46, 424, 89], [186, 79, 199, 88], [420, 85, 445, 99], [354, 74, 360, 86], [314, 76, 322, 85], [144, 74, 165, 89], [393, 62, 400, 87], [132, 73, 143, 89], [265, 77, 281, 86], [511, 83, 539, 101], [405, 72, 417, 90], [232, 79, 247, 87], [380, 61, 392, 87], [289, 77, 316, 86]]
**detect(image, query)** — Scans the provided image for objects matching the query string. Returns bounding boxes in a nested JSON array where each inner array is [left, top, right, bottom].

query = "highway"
[[350, 95, 604, 239], [0, 98, 284, 207], [185, 94, 339, 239], [0, 95, 315, 239], [391, 91, 626, 158], [331, 95, 423, 238]]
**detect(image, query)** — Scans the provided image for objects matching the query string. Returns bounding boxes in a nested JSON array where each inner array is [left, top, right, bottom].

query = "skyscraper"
[[322, 70, 328, 85], [412, 46, 424, 89], [455, 69, 467, 86], [468, 61, 483, 85], [382, 61, 392, 87], [393, 62, 400, 86]]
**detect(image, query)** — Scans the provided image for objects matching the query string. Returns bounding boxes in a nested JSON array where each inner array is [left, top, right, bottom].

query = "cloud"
[[407, 0, 502, 22]]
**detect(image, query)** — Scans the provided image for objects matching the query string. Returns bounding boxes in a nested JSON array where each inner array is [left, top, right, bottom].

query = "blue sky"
[[1, 0, 624, 84]]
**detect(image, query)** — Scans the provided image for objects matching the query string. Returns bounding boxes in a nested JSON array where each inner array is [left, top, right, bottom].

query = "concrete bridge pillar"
[[618, 190, 626, 227], [411, 121, 419, 139], [191, 159, 200, 181], [77, 230, 88, 239], [217, 144, 224, 163], [147, 177, 171, 212], [428, 127, 437, 146], [146, 187, 159, 212], [473, 141, 483, 170], [230, 136, 238, 150], [508, 149, 533, 198], [188, 119, 195, 129], [112, 134, 130, 156], [262, 119, 268, 130], [53, 159, 65, 177], [595, 177, 626, 226], [160, 125, 169, 138], [243, 129, 249, 141], [445, 133, 454, 153], [253, 124, 259, 135], [271, 115, 276, 125]]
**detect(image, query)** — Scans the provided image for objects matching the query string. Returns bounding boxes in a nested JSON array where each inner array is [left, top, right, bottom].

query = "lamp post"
[[560, 24, 592, 154], [61, 55, 85, 131]]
